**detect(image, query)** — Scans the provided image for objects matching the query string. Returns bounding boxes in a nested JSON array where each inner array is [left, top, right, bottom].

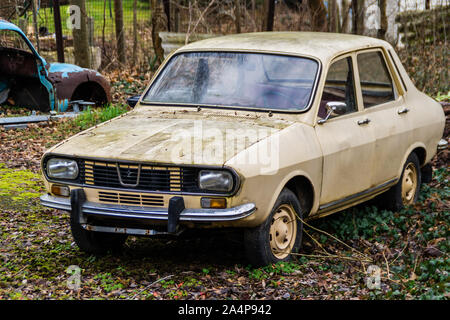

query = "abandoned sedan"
[[40, 32, 446, 266], [0, 19, 111, 111]]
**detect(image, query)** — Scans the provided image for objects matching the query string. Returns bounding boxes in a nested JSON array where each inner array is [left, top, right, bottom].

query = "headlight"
[[47, 158, 79, 180], [198, 170, 233, 192]]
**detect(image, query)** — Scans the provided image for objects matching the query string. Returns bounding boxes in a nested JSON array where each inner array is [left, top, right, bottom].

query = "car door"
[[315, 53, 377, 207], [355, 48, 412, 187]]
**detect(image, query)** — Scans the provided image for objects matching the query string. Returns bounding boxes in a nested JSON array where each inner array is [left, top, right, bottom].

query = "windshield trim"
[[140, 50, 322, 114]]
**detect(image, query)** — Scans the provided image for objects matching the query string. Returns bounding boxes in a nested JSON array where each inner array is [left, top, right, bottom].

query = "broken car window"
[[0, 30, 33, 54], [143, 52, 319, 111]]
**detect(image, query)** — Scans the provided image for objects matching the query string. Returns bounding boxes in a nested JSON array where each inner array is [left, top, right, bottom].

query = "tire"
[[70, 209, 127, 254], [244, 188, 303, 267], [381, 152, 421, 211]]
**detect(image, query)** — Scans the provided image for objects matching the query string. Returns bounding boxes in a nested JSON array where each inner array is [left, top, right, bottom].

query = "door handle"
[[357, 118, 371, 125], [397, 107, 410, 114]]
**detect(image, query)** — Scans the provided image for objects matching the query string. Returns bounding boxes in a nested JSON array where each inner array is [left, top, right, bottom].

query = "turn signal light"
[[51, 184, 70, 197], [200, 198, 227, 209]]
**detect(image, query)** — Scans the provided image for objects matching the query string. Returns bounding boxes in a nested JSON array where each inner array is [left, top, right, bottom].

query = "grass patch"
[[74, 104, 129, 130], [0, 163, 44, 211]]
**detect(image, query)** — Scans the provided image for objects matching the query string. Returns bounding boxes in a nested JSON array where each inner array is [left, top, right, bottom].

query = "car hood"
[[48, 108, 294, 166]]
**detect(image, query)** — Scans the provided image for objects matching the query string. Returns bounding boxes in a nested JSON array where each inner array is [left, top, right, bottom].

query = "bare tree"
[[341, 0, 351, 33], [329, 0, 338, 32], [262, 0, 275, 31], [352, 0, 365, 35], [308, 0, 328, 31], [151, 0, 165, 65], [377, 0, 387, 39], [234, 0, 241, 33], [71, 0, 91, 68]]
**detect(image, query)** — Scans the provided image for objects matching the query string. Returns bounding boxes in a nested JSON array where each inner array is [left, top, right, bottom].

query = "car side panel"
[[315, 110, 377, 205], [225, 123, 323, 227]]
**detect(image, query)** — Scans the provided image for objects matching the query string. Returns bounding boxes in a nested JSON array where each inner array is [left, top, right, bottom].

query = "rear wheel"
[[381, 152, 421, 211], [244, 188, 303, 267]]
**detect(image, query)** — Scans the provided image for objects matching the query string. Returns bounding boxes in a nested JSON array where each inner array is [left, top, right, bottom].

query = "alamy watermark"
[[66, 5, 81, 30], [66, 265, 81, 290], [366, 265, 381, 290]]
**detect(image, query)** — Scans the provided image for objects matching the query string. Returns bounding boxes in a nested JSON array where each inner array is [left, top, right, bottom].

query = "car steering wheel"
[[262, 90, 297, 108]]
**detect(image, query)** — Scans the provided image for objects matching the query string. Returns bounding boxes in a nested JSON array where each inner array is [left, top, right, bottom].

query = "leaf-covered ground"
[[0, 106, 448, 300]]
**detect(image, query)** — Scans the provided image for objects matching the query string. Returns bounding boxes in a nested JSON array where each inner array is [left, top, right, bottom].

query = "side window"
[[357, 51, 395, 108], [318, 57, 357, 119], [0, 30, 33, 54]]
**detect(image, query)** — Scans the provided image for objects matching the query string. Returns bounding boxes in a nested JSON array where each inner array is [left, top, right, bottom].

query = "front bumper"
[[40, 193, 256, 223]]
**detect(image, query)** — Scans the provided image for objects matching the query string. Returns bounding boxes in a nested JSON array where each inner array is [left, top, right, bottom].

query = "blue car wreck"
[[0, 19, 111, 112]]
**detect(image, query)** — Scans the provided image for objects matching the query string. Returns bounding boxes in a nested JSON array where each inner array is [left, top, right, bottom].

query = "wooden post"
[[53, 0, 65, 63], [31, 0, 40, 53], [132, 0, 138, 65], [114, 0, 126, 64]]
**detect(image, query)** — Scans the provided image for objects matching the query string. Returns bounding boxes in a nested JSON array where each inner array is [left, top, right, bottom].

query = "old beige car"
[[40, 32, 446, 266]]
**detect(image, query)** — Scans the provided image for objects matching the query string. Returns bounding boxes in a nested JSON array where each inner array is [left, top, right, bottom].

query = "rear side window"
[[357, 51, 395, 108]]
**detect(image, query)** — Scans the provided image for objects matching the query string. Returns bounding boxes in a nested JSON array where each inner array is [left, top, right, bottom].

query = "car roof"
[[179, 32, 389, 63], [0, 19, 23, 33]]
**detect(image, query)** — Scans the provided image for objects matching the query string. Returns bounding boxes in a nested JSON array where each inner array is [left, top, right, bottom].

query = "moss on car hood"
[[48, 108, 294, 166]]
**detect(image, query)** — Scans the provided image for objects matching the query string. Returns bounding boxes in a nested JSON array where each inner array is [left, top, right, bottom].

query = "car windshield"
[[143, 52, 319, 111]]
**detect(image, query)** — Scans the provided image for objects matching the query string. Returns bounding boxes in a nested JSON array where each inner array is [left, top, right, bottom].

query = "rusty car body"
[[40, 32, 446, 266], [0, 19, 111, 111]]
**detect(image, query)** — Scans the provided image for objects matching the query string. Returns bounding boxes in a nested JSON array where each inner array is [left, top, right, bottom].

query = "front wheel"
[[70, 209, 127, 254], [244, 188, 303, 267]]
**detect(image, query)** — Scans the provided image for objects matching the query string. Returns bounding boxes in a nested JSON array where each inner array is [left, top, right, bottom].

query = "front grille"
[[79, 159, 202, 193], [98, 191, 164, 207]]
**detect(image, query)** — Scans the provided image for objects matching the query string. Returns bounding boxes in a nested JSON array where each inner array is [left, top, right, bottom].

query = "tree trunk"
[[151, 0, 165, 66], [114, 0, 126, 64], [329, 0, 338, 32], [163, 0, 171, 31], [71, 0, 91, 68], [377, 0, 387, 39], [352, 0, 365, 35], [425, 0, 431, 10], [235, 0, 241, 33], [341, 0, 351, 33], [308, 0, 328, 32], [262, 0, 275, 31]]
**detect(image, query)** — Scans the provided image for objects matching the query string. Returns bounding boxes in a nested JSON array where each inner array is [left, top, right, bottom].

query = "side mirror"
[[126, 95, 141, 108], [318, 101, 347, 124]]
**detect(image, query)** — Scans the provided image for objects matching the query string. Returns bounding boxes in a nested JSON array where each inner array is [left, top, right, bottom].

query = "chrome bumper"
[[40, 194, 256, 223]]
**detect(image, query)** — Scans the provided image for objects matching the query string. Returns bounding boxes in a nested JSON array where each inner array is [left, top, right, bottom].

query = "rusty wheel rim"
[[402, 163, 418, 205], [269, 204, 297, 259]]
